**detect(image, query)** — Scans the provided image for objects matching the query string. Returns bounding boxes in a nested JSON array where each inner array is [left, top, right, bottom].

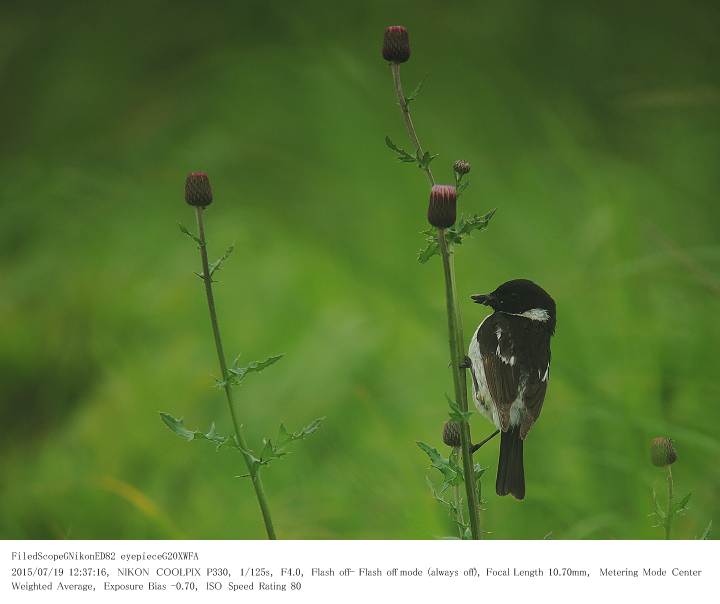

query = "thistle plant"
[[415, 422, 471, 539], [382, 26, 496, 539], [649, 436, 691, 540], [443, 421, 471, 538], [161, 172, 323, 539]]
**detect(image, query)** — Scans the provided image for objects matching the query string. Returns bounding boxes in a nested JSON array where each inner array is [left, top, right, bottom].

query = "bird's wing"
[[478, 314, 520, 432], [519, 348, 551, 439]]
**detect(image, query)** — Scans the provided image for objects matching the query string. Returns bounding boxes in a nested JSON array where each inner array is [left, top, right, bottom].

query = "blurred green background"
[[1, 0, 718, 539]]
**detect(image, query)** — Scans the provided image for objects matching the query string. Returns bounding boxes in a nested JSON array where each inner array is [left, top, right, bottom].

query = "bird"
[[464, 279, 556, 500]]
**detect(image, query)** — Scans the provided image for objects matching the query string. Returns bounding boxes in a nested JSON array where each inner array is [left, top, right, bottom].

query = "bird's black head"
[[472, 279, 556, 333]]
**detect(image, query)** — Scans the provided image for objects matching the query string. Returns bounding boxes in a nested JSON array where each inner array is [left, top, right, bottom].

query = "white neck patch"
[[505, 308, 550, 322]]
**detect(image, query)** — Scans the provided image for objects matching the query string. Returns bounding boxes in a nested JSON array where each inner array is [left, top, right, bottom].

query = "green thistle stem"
[[437, 229, 482, 539], [665, 465, 674, 540], [450, 448, 465, 538], [389, 62, 482, 538], [194, 206, 277, 540], [390, 63, 434, 186]]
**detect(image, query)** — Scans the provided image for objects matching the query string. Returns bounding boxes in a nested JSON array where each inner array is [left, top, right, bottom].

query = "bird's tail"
[[496, 426, 525, 500]]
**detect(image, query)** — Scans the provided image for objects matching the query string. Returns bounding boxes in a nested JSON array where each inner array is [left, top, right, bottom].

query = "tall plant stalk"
[[390, 64, 434, 186], [450, 448, 465, 538], [194, 206, 277, 540], [649, 436, 694, 540], [664, 466, 674, 540], [389, 62, 482, 539], [164, 172, 323, 539]]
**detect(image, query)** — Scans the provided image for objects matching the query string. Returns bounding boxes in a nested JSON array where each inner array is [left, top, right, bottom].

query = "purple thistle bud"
[[651, 437, 677, 467], [442, 421, 462, 448], [427, 185, 457, 229], [453, 160, 471, 175], [185, 172, 213, 207], [383, 26, 410, 64]]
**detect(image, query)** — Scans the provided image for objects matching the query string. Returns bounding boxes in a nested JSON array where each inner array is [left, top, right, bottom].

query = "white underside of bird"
[[468, 315, 530, 431]]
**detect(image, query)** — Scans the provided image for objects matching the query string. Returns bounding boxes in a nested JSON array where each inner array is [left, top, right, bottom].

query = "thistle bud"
[[383, 26, 410, 64], [185, 172, 213, 207], [427, 185, 457, 229], [650, 437, 677, 467], [442, 421, 462, 448], [453, 160, 471, 175]]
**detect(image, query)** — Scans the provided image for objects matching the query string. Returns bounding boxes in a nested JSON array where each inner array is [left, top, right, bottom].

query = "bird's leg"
[[470, 429, 500, 454], [459, 355, 472, 369]]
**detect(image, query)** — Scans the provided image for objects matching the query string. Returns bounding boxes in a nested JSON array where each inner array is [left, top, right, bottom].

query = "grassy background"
[[1, 0, 718, 539]]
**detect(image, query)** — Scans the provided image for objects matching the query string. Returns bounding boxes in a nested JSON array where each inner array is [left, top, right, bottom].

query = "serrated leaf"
[[453, 168, 471, 196], [207, 245, 234, 278], [160, 412, 196, 441], [417, 150, 438, 170], [446, 209, 497, 245], [228, 354, 284, 384], [447, 395, 473, 423], [425, 475, 468, 537], [254, 417, 326, 471], [385, 136, 416, 162], [277, 417, 325, 448], [651, 488, 666, 520], [179, 223, 202, 245], [417, 210, 496, 264], [405, 74, 428, 104], [426, 476, 449, 503], [672, 492, 692, 515], [385, 136, 438, 169], [159, 413, 230, 449], [198, 421, 229, 447], [385, 135, 403, 153], [417, 441, 463, 486], [259, 437, 275, 461], [417, 228, 440, 264]]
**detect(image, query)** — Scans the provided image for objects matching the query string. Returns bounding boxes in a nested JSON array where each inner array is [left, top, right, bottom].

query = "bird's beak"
[[471, 293, 493, 306]]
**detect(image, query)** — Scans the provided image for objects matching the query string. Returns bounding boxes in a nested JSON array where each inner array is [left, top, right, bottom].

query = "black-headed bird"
[[465, 279, 556, 500]]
